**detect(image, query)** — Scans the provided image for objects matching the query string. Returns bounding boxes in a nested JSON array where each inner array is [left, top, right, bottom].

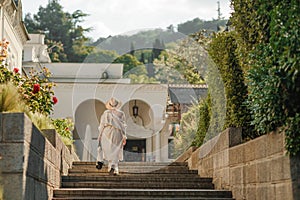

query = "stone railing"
[[0, 113, 79, 200], [186, 128, 299, 200]]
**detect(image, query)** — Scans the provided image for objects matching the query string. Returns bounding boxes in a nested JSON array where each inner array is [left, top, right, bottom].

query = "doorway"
[[123, 139, 146, 162]]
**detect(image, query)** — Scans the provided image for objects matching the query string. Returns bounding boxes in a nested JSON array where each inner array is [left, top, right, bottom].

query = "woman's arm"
[[98, 125, 104, 141], [98, 111, 108, 141]]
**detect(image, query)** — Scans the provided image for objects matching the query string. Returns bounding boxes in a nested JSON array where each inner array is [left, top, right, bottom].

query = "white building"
[[0, 0, 29, 71], [3, 1, 207, 163], [23, 34, 209, 163], [46, 64, 170, 162], [23, 34, 174, 162]]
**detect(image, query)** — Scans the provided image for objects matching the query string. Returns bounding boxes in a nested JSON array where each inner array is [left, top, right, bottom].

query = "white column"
[[146, 136, 152, 162], [82, 124, 92, 161], [155, 131, 161, 162]]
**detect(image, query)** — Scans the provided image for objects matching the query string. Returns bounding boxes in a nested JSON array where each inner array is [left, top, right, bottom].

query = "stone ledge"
[[175, 146, 197, 162]]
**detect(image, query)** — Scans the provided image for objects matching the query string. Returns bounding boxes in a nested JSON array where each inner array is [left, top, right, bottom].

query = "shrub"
[[232, 0, 300, 155], [174, 94, 211, 156], [52, 118, 74, 144], [192, 94, 211, 146], [0, 83, 25, 112], [208, 31, 251, 138], [0, 41, 73, 146], [0, 64, 56, 115]]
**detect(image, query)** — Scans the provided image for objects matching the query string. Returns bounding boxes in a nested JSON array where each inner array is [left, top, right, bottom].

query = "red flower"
[[13, 68, 19, 73], [33, 84, 40, 93], [52, 96, 58, 104]]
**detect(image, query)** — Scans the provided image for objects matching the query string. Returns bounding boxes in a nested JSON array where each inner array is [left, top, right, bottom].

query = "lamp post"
[[133, 100, 139, 118]]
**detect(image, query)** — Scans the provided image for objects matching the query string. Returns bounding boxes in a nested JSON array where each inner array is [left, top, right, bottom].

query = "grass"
[[0, 83, 24, 112], [0, 83, 74, 147]]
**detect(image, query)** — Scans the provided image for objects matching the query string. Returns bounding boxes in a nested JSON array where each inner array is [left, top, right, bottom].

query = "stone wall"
[[0, 113, 79, 200], [187, 128, 299, 200]]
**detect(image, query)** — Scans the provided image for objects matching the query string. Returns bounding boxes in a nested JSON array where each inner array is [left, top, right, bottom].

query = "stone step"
[[53, 197, 234, 200], [53, 189, 233, 199], [71, 167, 192, 174], [70, 162, 194, 174], [62, 173, 201, 178], [62, 175, 213, 183], [68, 169, 198, 174], [61, 181, 214, 189], [73, 162, 185, 166], [71, 165, 189, 170], [53, 161, 233, 200]]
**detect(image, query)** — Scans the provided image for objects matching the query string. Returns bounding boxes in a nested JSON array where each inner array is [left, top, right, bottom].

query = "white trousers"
[[97, 141, 119, 173]]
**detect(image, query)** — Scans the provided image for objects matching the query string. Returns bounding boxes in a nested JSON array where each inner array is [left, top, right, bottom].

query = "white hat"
[[105, 97, 121, 110]]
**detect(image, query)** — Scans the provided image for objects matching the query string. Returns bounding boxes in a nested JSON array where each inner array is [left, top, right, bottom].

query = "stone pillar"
[[155, 132, 161, 162], [146, 136, 153, 161]]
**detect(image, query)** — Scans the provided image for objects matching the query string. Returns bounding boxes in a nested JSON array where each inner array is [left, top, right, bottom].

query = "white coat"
[[98, 109, 127, 163]]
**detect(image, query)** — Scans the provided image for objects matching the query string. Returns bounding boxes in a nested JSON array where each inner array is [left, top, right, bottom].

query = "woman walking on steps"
[[96, 97, 127, 175]]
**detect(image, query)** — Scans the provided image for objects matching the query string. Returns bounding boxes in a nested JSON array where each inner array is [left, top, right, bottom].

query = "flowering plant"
[[0, 60, 57, 115], [0, 39, 9, 62], [52, 118, 74, 143], [0, 40, 75, 145]]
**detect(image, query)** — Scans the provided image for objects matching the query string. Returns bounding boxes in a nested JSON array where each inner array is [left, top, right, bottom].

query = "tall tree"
[[129, 42, 135, 56], [140, 52, 145, 64], [24, 0, 93, 62], [152, 39, 163, 59]]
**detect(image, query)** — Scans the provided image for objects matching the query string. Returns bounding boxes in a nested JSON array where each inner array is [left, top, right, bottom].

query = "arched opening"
[[122, 99, 154, 162], [74, 99, 106, 161]]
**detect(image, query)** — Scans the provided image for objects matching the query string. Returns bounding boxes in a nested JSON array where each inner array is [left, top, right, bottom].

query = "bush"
[[0, 83, 25, 112], [52, 118, 74, 144], [208, 31, 250, 138], [192, 94, 211, 146], [0, 65, 57, 115], [0, 41, 73, 146], [246, 45, 286, 136], [285, 114, 300, 156], [233, 0, 300, 155], [173, 94, 211, 156]]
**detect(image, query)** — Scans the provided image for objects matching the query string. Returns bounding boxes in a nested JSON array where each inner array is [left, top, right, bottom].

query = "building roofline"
[[168, 84, 208, 88]]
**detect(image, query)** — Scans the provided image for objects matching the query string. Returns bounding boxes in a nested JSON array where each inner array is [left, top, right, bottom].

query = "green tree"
[[85, 49, 119, 63], [129, 42, 135, 56], [24, 13, 39, 33], [178, 18, 228, 35], [140, 52, 145, 64], [113, 54, 143, 75], [152, 39, 163, 59], [24, 0, 93, 62], [154, 34, 207, 84]]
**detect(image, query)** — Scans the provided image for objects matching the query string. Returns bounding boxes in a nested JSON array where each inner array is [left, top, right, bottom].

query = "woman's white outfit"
[[97, 109, 127, 174]]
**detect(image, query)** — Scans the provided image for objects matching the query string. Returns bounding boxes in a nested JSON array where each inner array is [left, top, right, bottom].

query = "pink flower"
[[52, 96, 58, 104], [33, 84, 40, 94], [13, 68, 19, 73]]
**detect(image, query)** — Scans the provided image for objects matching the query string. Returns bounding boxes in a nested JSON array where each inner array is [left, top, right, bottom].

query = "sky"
[[22, 0, 233, 40]]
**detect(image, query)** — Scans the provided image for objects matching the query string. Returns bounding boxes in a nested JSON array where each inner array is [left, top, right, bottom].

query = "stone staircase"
[[52, 161, 234, 200]]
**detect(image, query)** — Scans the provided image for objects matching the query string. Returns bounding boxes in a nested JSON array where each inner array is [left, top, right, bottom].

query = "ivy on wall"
[[208, 31, 251, 138], [231, 0, 300, 155]]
